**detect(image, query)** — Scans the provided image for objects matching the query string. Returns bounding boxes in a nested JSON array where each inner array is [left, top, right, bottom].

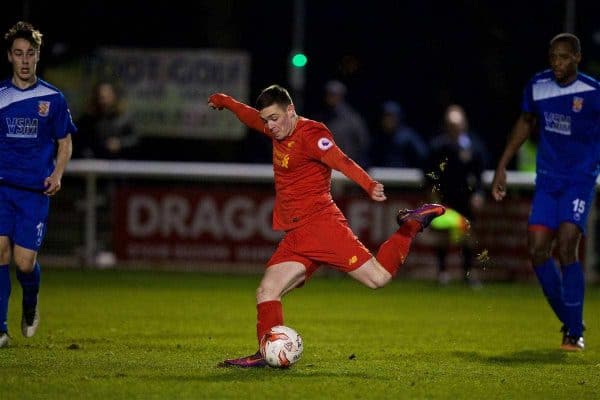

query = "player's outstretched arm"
[[321, 145, 386, 202], [207, 93, 266, 135], [491, 112, 535, 201]]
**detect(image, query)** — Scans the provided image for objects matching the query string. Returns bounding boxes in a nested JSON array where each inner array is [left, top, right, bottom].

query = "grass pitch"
[[1, 269, 599, 399]]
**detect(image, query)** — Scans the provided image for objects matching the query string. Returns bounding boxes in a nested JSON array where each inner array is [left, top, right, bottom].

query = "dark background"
[[3, 1, 600, 165]]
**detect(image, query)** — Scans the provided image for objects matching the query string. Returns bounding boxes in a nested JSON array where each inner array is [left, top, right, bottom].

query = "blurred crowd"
[[72, 78, 519, 170]]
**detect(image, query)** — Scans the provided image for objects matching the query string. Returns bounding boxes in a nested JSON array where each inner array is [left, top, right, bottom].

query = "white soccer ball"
[[259, 325, 303, 368]]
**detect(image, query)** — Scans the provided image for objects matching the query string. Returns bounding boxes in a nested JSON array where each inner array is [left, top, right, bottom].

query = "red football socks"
[[376, 222, 420, 277], [256, 300, 283, 343]]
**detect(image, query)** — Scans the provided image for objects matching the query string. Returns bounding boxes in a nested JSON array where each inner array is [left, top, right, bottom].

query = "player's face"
[[259, 103, 296, 141], [549, 41, 580, 85], [8, 38, 39, 85]]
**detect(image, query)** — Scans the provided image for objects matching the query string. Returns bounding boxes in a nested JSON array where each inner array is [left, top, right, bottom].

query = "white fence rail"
[[63, 160, 597, 282]]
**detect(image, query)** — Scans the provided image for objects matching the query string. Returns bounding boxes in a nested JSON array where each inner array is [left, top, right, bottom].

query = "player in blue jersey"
[[492, 33, 600, 351], [0, 22, 76, 348]]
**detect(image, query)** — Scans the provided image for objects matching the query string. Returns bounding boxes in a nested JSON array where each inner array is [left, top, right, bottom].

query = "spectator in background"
[[75, 81, 138, 159], [425, 104, 487, 286], [369, 100, 428, 168], [75, 81, 138, 267], [315, 80, 370, 168]]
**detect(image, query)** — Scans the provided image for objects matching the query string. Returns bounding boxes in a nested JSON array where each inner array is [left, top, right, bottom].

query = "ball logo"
[[317, 137, 333, 151]]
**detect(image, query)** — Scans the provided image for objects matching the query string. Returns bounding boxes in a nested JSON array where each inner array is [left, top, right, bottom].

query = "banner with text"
[[93, 48, 250, 139], [114, 186, 534, 278]]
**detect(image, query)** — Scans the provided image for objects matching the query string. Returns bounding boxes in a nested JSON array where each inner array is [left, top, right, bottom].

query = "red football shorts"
[[267, 210, 373, 279]]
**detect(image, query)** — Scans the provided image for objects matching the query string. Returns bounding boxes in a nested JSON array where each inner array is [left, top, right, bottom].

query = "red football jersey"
[[211, 93, 376, 231], [269, 117, 341, 231]]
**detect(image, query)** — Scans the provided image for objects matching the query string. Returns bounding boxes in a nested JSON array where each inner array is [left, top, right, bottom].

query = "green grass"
[[1, 269, 599, 399]]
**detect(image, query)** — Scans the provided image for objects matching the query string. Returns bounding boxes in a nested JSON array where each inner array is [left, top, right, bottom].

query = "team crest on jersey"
[[572, 96, 583, 113], [38, 101, 50, 117], [317, 137, 333, 151]]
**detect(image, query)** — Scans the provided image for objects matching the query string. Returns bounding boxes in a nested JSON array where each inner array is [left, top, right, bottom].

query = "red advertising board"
[[114, 186, 535, 279]]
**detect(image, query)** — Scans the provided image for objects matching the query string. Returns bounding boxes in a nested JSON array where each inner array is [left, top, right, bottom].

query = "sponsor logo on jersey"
[[348, 255, 358, 265], [38, 101, 50, 117], [543, 112, 571, 135], [317, 137, 333, 151], [6, 117, 39, 138], [572, 96, 583, 112]]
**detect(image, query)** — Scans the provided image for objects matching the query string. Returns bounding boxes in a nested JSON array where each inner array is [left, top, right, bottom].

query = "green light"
[[291, 53, 308, 68]]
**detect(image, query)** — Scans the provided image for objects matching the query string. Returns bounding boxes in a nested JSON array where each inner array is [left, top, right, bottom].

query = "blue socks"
[[533, 258, 566, 324], [16, 262, 40, 309], [0, 264, 10, 333], [562, 262, 585, 337], [534, 258, 585, 338]]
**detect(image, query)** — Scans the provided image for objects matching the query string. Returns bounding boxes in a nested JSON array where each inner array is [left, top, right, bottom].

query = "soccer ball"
[[259, 325, 303, 368]]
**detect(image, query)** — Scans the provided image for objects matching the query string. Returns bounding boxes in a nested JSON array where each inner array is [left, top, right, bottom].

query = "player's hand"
[[369, 182, 387, 202], [44, 173, 62, 196], [207, 93, 228, 110], [491, 169, 507, 201]]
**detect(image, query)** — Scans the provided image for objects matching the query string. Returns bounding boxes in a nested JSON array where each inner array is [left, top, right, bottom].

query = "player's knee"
[[256, 283, 279, 303], [14, 255, 35, 273], [365, 273, 390, 289], [556, 242, 578, 264], [0, 247, 10, 265], [374, 275, 391, 289], [528, 245, 550, 266]]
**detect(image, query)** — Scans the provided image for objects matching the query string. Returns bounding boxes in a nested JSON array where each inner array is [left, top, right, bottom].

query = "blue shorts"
[[529, 174, 597, 234], [0, 184, 49, 251]]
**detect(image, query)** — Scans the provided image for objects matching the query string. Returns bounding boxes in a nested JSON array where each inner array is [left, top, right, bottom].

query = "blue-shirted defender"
[[0, 22, 76, 348], [492, 33, 600, 351]]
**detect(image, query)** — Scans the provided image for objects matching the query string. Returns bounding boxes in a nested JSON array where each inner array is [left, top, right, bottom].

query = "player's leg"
[[255, 261, 307, 341], [348, 257, 392, 288], [222, 227, 314, 368], [0, 236, 11, 347], [13, 246, 40, 338], [374, 203, 445, 280], [0, 186, 15, 346], [528, 226, 566, 323], [527, 182, 568, 331], [222, 261, 308, 368], [556, 222, 585, 350], [431, 208, 469, 285], [12, 188, 48, 338], [436, 233, 451, 285], [555, 180, 594, 350]]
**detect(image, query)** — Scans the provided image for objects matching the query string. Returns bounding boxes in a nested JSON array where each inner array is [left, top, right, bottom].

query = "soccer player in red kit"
[[208, 85, 445, 367]]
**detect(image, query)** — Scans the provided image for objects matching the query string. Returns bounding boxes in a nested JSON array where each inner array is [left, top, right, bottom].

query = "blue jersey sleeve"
[[54, 94, 77, 139]]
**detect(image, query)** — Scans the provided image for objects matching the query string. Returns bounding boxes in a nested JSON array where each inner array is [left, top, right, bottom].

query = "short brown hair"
[[4, 21, 43, 50], [256, 84, 293, 110]]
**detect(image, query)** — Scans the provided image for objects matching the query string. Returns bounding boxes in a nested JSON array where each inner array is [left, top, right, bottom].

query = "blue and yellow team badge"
[[38, 101, 50, 117], [572, 96, 584, 113]]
